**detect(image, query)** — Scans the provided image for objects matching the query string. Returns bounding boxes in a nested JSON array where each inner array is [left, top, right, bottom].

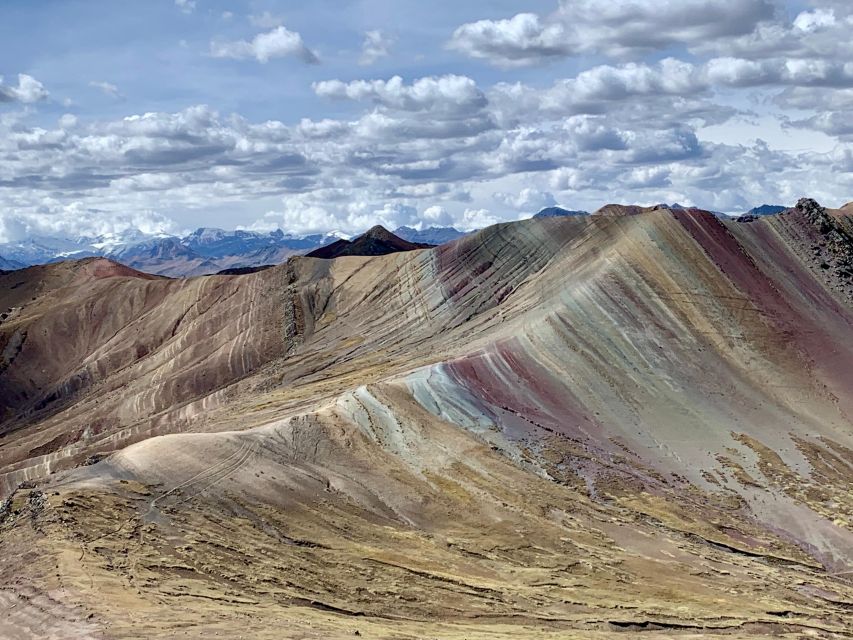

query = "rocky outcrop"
[[794, 197, 853, 300]]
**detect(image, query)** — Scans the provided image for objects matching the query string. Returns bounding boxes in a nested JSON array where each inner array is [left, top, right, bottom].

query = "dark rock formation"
[[306, 225, 433, 259]]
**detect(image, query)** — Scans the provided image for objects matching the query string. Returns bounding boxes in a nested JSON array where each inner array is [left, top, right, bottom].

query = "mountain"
[[533, 206, 589, 218], [0, 228, 346, 277], [181, 227, 341, 257], [736, 204, 788, 221], [106, 236, 221, 277], [1, 199, 852, 638], [0, 255, 24, 271], [0, 235, 100, 265], [393, 225, 467, 245], [743, 204, 787, 217], [306, 225, 434, 258]]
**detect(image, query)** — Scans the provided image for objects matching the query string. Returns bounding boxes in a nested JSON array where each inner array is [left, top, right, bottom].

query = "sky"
[[1, 0, 852, 241]]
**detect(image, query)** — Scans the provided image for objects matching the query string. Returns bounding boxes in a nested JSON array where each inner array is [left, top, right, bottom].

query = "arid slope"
[[1, 200, 852, 639]]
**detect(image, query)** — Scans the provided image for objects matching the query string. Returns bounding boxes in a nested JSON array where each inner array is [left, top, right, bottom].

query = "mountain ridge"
[[1, 200, 852, 637], [0, 225, 465, 276]]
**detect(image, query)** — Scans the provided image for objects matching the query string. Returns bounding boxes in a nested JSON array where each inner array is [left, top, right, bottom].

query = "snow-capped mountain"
[[0, 227, 352, 277], [393, 225, 467, 244]]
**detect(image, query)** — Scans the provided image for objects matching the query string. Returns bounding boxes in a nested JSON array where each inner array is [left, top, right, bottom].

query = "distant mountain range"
[[0, 225, 466, 277], [0, 255, 24, 271], [0, 204, 806, 276], [393, 226, 468, 244]]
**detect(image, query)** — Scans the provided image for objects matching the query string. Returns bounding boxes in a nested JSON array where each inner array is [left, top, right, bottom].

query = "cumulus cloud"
[[0, 90, 848, 236], [0, 74, 49, 104], [774, 86, 853, 111], [211, 26, 319, 64], [561, 58, 704, 102], [314, 75, 487, 113], [705, 57, 853, 87], [788, 112, 853, 140], [0, 205, 178, 244], [460, 208, 500, 230], [58, 114, 78, 129], [359, 30, 394, 66], [448, 13, 573, 67], [691, 4, 853, 60], [489, 59, 714, 127], [793, 8, 836, 32], [494, 188, 556, 212], [421, 205, 454, 227], [5, 0, 853, 242], [253, 197, 426, 235], [449, 0, 775, 65]]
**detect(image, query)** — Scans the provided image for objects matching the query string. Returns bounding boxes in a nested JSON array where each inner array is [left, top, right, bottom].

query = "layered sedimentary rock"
[[1, 200, 852, 639]]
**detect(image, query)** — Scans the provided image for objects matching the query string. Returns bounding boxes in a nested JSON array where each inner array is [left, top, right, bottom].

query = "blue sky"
[[1, 0, 851, 239]]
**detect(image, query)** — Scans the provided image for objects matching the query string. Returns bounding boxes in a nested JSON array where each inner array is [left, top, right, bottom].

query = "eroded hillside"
[[1, 200, 852, 639]]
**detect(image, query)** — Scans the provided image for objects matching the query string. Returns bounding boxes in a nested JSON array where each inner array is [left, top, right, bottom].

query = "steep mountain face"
[[306, 225, 433, 258], [1, 204, 852, 639], [533, 206, 589, 217], [393, 225, 467, 244]]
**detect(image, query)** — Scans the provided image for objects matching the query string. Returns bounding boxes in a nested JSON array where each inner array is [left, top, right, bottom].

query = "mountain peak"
[[363, 225, 396, 240], [533, 206, 589, 218], [306, 226, 434, 259]]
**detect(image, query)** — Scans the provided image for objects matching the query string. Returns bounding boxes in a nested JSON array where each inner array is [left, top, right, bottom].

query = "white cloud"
[[494, 188, 556, 212], [460, 208, 499, 230], [449, 0, 775, 66], [793, 9, 836, 33], [490, 59, 710, 124], [705, 57, 853, 87], [359, 30, 394, 66], [175, 0, 195, 14], [211, 26, 319, 64], [89, 80, 123, 98], [58, 114, 78, 129], [421, 205, 454, 227], [0, 74, 49, 104], [448, 13, 572, 67], [314, 75, 487, 113], [2, 27, 853, 242], [0, 204, 178, 243]]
